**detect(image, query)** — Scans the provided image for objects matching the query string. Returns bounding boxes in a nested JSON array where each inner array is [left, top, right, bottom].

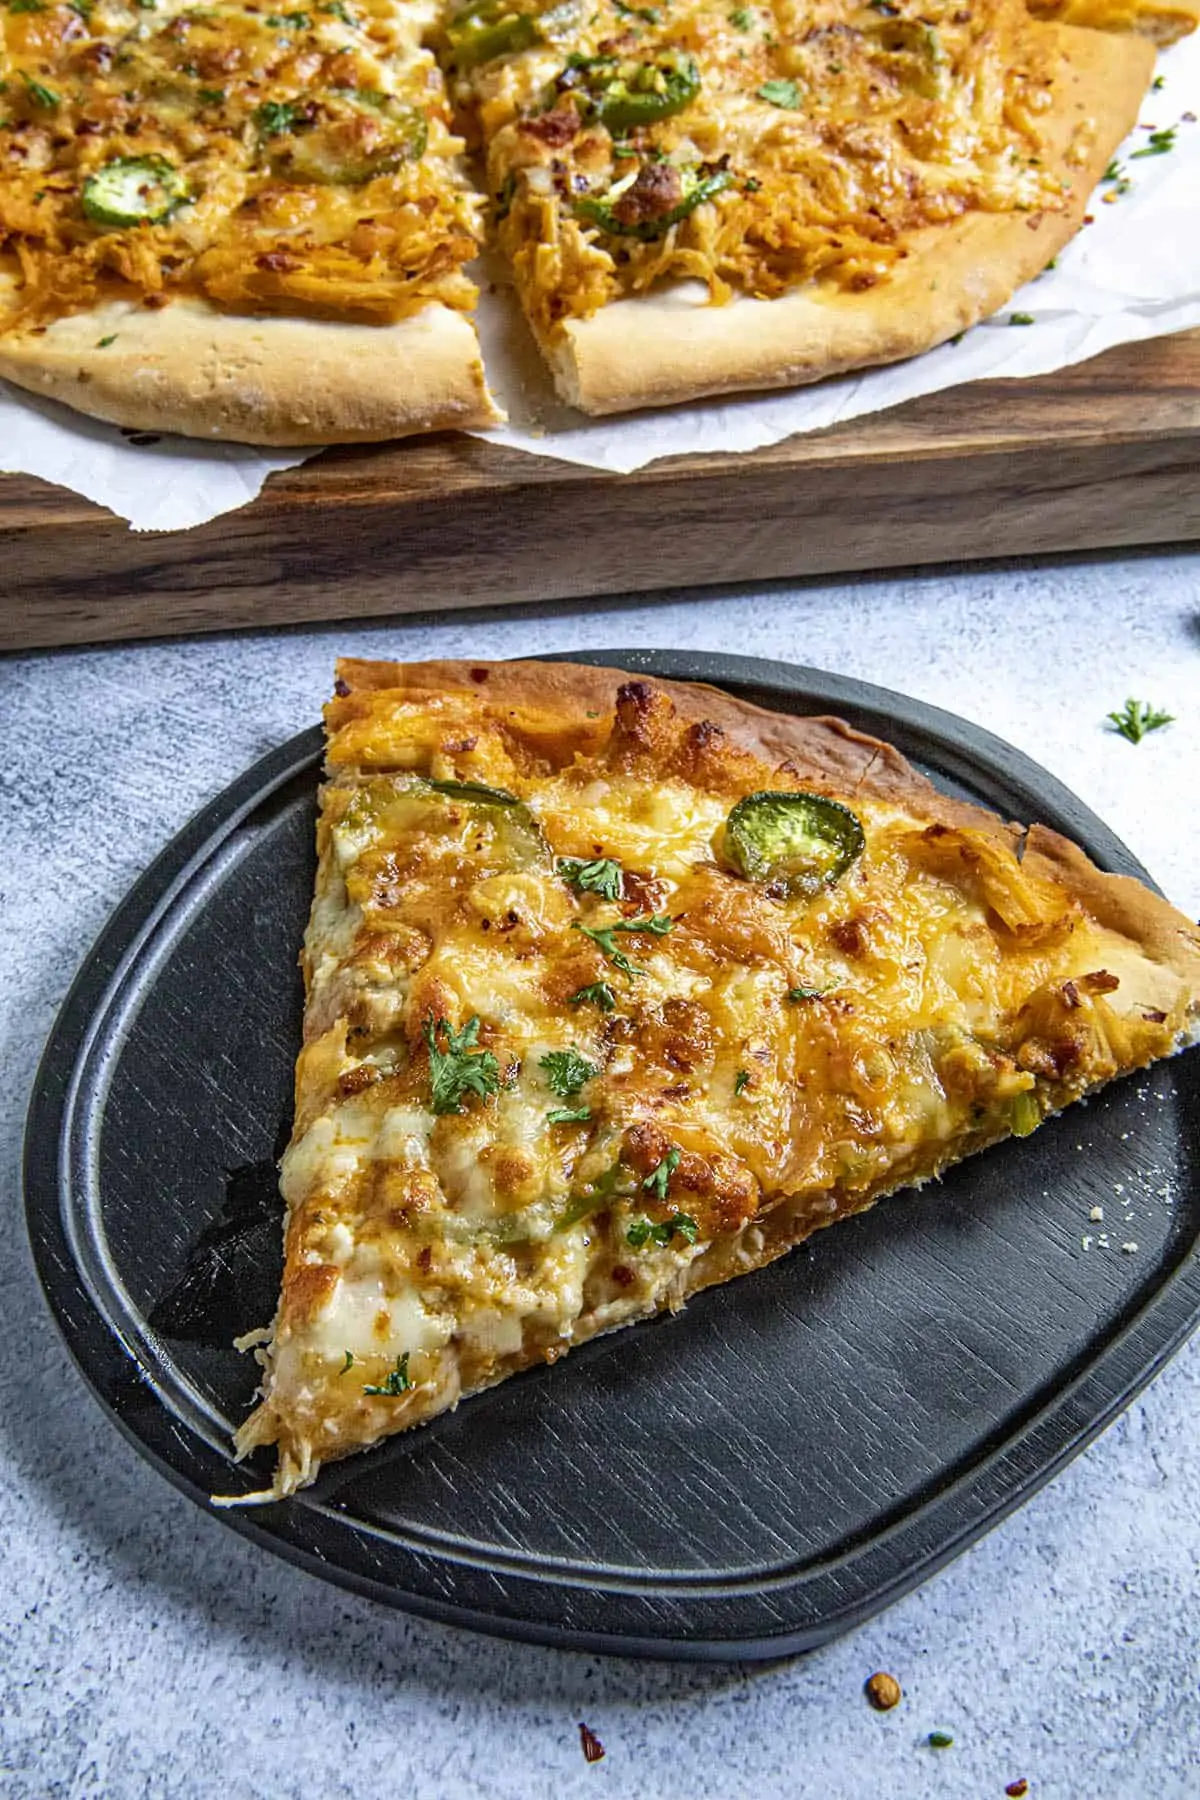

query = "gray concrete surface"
[[2, 552, 1198, 1799]]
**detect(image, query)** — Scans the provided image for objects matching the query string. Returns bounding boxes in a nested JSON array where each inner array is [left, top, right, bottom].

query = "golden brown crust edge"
[[546, 23, 1154, 415], [0, 290, 501, 444], [335, 654, 1200, 1003], [1028, 0, 1200, 48], [335, 653, 1016, 834]]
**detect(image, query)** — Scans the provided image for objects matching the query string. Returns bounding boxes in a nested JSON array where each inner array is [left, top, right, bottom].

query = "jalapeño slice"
[[423, 777, 550, 866], [81, 155, 190, 228], [564, 51, 700, 131], [576, 161, 732, 240], [724, 791, 865, 894], [445, 0, 542, 68], [426, 778, 520, 805], [277, 92, 428, 183]]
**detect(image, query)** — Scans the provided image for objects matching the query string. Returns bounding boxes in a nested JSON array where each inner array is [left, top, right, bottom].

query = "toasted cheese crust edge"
[[544, 24, 1155, 414], [0, 288, 501, 445], [338, 654, 1200, 993]]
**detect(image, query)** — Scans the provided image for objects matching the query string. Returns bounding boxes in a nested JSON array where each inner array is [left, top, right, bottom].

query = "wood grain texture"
[[4, 328, 1200, 651]]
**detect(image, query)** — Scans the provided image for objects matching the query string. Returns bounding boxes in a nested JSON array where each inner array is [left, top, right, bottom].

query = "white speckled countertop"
[[3, 554, 1199, 1800]]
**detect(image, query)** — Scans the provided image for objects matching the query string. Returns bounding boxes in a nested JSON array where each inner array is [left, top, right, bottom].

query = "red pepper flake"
[[578, 1722, 606, 1764], [1005, 1782, 1029, 1797], [1083, 213, 1095, 225]]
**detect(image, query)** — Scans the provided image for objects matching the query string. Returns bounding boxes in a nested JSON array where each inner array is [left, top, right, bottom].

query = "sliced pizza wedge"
[[445, 0, 1159, 413], [0, 0, 499, 441], [227, 659, 1200, 1500]]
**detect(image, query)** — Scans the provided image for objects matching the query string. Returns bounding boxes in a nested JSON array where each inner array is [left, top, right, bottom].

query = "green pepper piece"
[[424, 776, 550, 867], [724, 790, 865, 895], [81, 155, 190, 228], [446, 0, 542, 68], [1010, 1091, 1040, 1137], [275, 91, 427, 182], [426, 778, 520, 805], [575, 161, 732, 241], [563, 51, 700, 132]]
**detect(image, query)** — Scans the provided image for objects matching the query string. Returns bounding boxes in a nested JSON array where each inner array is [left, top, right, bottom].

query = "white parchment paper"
[[2, 34, 1197, 528]]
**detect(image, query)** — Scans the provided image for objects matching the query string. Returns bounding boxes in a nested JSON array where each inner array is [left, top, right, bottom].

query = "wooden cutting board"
[[4, 327, 1200, 652]]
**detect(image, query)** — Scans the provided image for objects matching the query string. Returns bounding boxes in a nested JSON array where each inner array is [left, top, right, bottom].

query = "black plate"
[[24, 651, 1200, 1661]]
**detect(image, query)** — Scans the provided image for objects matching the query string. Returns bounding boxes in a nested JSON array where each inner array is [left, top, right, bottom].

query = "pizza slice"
[[0, 0, 499, 441], [227, 658, 1200, 1500], [446, 0, 1161, 413]]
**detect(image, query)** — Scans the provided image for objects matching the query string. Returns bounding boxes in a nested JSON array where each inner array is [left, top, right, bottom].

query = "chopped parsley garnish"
[[540, 1047, 597, 1098], [424, 1013, 501, 1115], [21, 71, 59, 108], [1130, 126, 1176, 159], [1102, 157, 1123, 181], [67, 0, 91, 16], [1152, 74, 1164, 91], [321, 0, 355, 16], [363, 1352, 411, 1396], [96, 335, 117, 347], [573, 921, 644, 978], [8, 1, 46, 14], [627, 1210, 697, 1248], [573, 912, 671, 976], [254, 99, 302, 137], [197, 87, 226, 103], [758, 78, 801, 109], [135, 0, 157, 8], [734, 1069, 750, 1095], [927, 1731, 954, 1750], [268, 9, 311, 23], [558, 855, 623, 900], [642, 1145, 681, 1202], [614, 0, 660, 18], [787, 985, 825, 1002], [729, 5, 752, 24], [1106, 697, 1174, 744], [339, 1349, 355, 1374], [1008, 312, 1035, 326], [569, 981, 617, 1011], [868, 0, 900, 11], [744, 175, 762, 193], [548, 1105, 592, 1125]]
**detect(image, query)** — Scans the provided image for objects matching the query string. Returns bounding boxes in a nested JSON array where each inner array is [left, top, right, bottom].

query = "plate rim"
[[22, 650, 1200, 1661]]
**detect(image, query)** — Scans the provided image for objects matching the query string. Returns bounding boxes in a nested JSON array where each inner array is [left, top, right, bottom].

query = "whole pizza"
[[0, 0, 1193, 441]]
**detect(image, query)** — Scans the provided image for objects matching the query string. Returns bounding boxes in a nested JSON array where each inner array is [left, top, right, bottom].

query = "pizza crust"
[[0, 286, 501, 444], [544, 23, 1155, 414]]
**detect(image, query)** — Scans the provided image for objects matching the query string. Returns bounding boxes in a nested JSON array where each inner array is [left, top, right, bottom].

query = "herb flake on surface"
[[425, 1014, 500, 1115], [1107, 697, 1174, 743], [363, 1353, 411, 1396]]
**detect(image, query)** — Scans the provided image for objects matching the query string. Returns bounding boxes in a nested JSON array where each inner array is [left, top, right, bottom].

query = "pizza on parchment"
[[0, 0, 1194, 440], [223, 659, 1200, 1501]]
